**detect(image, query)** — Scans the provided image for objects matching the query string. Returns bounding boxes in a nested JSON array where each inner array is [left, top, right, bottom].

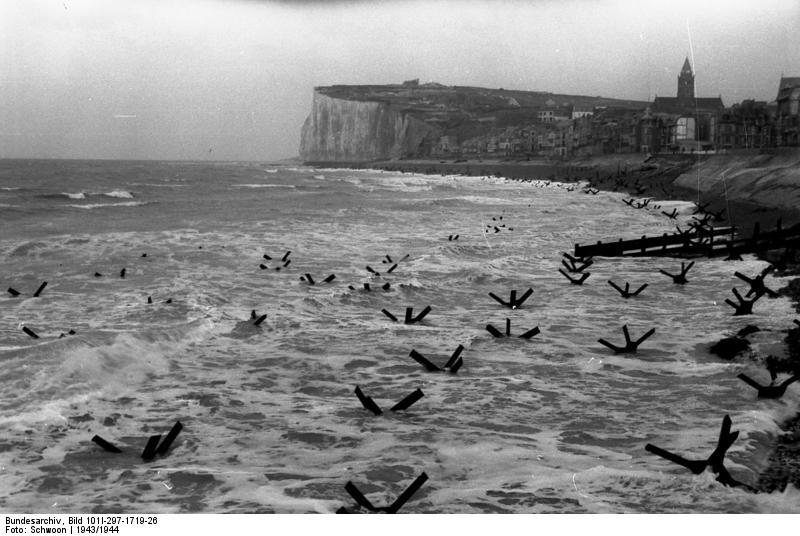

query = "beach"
[[1, 158, 799, 512], [356, 154, 800, 494]]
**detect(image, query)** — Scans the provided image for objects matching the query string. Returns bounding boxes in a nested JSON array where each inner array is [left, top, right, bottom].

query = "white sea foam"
[[233, 184, 295, 189], [67, 201, 147, 209], [103, 189, 134, 198], [63, 192, 86, 199]]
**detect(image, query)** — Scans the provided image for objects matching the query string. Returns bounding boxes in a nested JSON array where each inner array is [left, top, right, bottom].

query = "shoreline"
[[314, 156, 800, 494]]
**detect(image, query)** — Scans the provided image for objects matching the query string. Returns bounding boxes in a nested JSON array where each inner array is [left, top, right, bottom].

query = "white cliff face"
[[299, 91, 435, 162]]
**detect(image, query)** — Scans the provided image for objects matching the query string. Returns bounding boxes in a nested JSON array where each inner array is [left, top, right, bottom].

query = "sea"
[[0, 158, 798, 514]]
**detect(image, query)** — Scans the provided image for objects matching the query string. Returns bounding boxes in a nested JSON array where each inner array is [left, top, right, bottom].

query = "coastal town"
[[426, 59, 799, 159], [301, 59, 799, 164]]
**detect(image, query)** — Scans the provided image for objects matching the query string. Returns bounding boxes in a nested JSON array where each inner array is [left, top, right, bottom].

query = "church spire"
[[677, 57, 695, 102], [681, 56, 693, 75]]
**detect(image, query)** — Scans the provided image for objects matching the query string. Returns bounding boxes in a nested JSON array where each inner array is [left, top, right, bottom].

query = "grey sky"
[[2, 0, 798, 161]]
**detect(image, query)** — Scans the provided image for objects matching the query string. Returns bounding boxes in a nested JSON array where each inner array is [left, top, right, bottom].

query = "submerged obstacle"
[[91, 421, 183, 460], [353, 386, 424, 415], [486, 318, 540, 340], [659, 261, 694, 285], [645, 415, 748, 489], [33, 281, 47, 297], [737, 373, 800, 399], [142, 421, 183, 461], [409, 344, 464, 373], [349, 282, 392, 292], [22, 326, 39, 339], [488, 288, 533, 310], [561, 253, 593, 273], [337, 472, 429, 514], [301, 273, 336, 285], [558, 269, 590, 285], [251, 310, 267, 326], [381, 306, 432, 325], [598, 325, 655, 354], [607, 280, 648, 299], [734, 266, 778, 298], [724, 288, 762, 316], [261, 251, 291, 271], [91, 435, 122, 453], [661, 208, 679, 220]]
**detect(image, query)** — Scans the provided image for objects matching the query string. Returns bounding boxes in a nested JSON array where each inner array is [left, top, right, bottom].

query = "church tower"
[[677, 57, 695, 102]]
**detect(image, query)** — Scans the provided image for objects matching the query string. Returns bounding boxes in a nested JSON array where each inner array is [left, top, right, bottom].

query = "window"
[[676, 117, 696, 140]]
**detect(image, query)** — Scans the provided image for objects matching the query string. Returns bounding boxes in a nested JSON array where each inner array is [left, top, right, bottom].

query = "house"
[[716, 100, 773, 150], [775, 76, 800, 146]]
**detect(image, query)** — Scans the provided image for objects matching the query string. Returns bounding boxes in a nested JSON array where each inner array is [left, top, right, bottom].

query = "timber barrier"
[[574, 219, 800, 259]]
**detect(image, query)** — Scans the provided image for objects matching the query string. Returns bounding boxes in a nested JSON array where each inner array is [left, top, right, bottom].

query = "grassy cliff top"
[[315, 82, 649, 113]]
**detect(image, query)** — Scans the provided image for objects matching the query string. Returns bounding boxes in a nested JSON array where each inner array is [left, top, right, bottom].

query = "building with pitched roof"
[[648, 57, 725, 153]]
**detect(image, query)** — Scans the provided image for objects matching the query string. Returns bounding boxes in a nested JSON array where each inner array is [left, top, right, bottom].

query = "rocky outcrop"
[[299, 91, 436, 163]]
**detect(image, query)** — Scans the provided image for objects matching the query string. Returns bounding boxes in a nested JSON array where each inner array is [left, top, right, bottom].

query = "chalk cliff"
[[299, 82, 649, 163], [299, 91, 436, 163]]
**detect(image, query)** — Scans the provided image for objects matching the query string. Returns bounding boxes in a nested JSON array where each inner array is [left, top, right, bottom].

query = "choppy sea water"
[[0, 159, 798, 514]]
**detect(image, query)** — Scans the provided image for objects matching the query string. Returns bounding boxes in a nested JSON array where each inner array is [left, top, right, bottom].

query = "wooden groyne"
[[574, 219, 800, 258]]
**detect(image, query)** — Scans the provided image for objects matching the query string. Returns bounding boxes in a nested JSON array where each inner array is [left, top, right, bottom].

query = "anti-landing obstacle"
[[734, 266, 778, 298], [408, 344, 464, 373], [661, 208, 679, 220], [488, 288, 533, 310], [91, 435, 122, 453], [659, 261, 694, 285], [737, 373, 799, 399], [558, 269, 590, 285], [645, 415, 748, 489], [381, 306, 432, 325], [301, 273, 336, 285], [561, 253, 593, 274], [485, 318, 540, 340], [142, 421, 183, 461], [607, 280, 648, 299], [33, 281, 47, 297], [353, 386, 425, 415], [337, 472, 429, 514], [22, 326, 39, 339], [598, 325, 655, 353], [724, 288, 762, 316]]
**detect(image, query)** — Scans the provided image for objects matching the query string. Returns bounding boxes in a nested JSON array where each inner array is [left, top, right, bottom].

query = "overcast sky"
[[2, 0, 798, 161]]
